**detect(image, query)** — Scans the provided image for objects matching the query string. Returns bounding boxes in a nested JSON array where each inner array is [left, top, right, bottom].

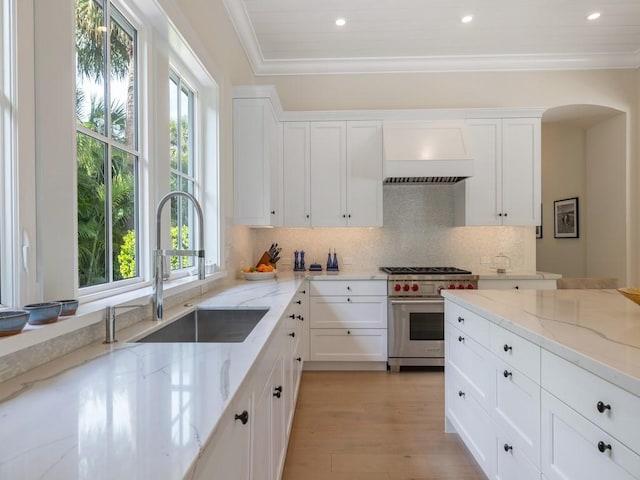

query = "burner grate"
[[380, 266, 472, 275]]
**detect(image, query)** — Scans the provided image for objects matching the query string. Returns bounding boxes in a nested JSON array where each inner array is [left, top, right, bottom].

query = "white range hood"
[[383, 121, 474, 184]]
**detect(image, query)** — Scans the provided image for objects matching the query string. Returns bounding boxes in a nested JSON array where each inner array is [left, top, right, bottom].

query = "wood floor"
[[282, 370, 486, 480]]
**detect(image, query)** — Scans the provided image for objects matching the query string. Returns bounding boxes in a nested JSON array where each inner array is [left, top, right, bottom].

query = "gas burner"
[[380, 266, 472, 275]]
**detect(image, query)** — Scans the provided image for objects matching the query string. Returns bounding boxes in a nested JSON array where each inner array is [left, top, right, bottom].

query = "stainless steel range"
[[381, 267, 478, 371]]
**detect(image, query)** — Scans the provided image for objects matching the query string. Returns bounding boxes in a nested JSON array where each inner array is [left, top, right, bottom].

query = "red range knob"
[[457, 284, 465, 289], [412, 284, 419, 292], [466, 284, 475, 289], [449, 284, 456, 289], [394, 284, 401, 292], [403, 284, 410, 292]]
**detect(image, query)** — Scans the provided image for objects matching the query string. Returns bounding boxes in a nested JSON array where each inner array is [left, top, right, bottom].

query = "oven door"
[[388, 298, 445, 360]]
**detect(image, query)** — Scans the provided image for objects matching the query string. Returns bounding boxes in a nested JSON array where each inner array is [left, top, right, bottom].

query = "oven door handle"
[[390, 299, 444, 305]]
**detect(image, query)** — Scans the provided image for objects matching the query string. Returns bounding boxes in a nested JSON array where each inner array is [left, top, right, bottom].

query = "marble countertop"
[[476, 271, 561, 280], [442, 289, 640, 396], [0, 274, 304, 479]]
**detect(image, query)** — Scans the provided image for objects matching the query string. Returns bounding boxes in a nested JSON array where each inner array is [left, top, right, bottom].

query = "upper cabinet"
[[233, 95, 283, 226], [284, 120, 383, 227], [454, 117, 541, 226]]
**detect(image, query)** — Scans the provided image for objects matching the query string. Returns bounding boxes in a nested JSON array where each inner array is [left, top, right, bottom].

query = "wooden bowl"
[[617, 287, 640, 306]]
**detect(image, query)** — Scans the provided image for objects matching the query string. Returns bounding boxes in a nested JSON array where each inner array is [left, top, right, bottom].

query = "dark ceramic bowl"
[[56, 299, 79, 316], [0, 310, 30, 336], [23, 302, 62, 325]]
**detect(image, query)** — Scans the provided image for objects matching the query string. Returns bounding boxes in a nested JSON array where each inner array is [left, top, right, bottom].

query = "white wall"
[[537, 123, 587, 277], [586, 114, 627, 284]]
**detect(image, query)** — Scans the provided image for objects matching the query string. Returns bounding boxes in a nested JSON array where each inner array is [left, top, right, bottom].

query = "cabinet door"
[[502, 118, 541, 226], [346, 121, 383, 227], [454, 119, 501, 226], [310, 121, 347, 226], [310, 328, 387, 361], [283, 122, 311, 227], [193, 396, 251, 480], [541, 391, 640, 480], [233, 98, 281, 226]]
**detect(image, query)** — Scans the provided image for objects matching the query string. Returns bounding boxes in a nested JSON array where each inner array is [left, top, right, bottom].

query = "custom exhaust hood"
[[383, 121, 474, 184]]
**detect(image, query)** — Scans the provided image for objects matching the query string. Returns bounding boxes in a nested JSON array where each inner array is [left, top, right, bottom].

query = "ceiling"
[[222, 0, 640, 75]]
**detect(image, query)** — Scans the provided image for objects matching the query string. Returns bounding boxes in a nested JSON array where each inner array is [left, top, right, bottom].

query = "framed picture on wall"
[[536, 204, 543, 238], [554, 197, 579, 238]]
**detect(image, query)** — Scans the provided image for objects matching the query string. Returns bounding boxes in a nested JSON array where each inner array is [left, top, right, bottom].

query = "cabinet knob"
[[597, 441, 612, 453], [301, 290, 306, 294], [296, 315, 304, 321], [503, 344, 513, 352], [306, 214, 310, 219], [296, 357, 302, 362], [596, 401, 611, 413], [347, 330, 351, 335], [342, 214, 346, 218], [347, 298, 351, 302], [234, 410, 249, 425], [288, 314, 295, 319], [273, 386, 283, 398], [295, 300, 302, 305], [498, 213, 503, 217], [504, 213, 508, 217], [514, 285, 519, 290], [347, 286, 351, 290], [458, 336, 465, 343], [458, 390, 465, 398], [288, 332, 296, 338], [457, 316, 464, 323], [503, 370, 513, 378], [348, 214, 351, 218], [503, 444, 513, 453], [271, 210, 276, 215]]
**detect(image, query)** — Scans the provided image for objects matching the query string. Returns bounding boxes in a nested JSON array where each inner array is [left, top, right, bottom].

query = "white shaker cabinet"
[[233, 97, 283, 226], [283, 122, 311, 227], [455, 117, 541, 226], [479, 278, 557, 290], [308, 121, 383, 227]]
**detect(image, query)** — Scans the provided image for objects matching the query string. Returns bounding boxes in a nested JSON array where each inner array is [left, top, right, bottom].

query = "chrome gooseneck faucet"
[[153, 191, 205, 321]]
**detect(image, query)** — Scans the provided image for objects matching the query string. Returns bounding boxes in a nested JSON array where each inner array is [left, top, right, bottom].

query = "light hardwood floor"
[[282, 370, 486, 480]]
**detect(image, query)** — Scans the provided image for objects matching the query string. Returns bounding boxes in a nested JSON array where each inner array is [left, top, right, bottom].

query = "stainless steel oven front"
[[388, 298, 445, 371]]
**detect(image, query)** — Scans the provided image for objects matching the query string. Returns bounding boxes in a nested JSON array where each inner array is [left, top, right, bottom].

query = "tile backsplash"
[[246, 185, 535, 274]]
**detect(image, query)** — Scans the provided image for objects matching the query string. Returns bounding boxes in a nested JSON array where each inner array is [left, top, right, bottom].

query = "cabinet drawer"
[[490, 323, 540, 382], [445, 301, 490, 346], [310, 280, 386, 296], [479, 279, 557, 290], [446, 365, 495, 478], [309, 296, 387, 329], [496, 431, 541, 480], [310, 328, 387, 362], [447, 324, 494, 411], [542, 351, 640, 452], [542, 390, 640, 480], [493, 356, 541, 467]]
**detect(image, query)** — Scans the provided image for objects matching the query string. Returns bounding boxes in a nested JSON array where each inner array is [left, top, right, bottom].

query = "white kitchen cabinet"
[[496, 431, 541, 480], [455, 117, 541, 226], [233, 97, 283, 226], [308, 121, 383, 227], [308, 279, 387, 365], [541, 390, 640, 480], [479, 278, 557, 290], [192, 393, 252, 480], [283, 122, 311, 227]]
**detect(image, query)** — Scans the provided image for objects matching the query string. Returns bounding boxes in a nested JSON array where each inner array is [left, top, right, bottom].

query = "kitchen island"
[[0, 275, 307, 479], [442, 288, 640, 480]]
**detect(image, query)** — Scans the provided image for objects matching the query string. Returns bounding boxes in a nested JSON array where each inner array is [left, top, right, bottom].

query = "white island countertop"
[[442, 288, 640, 397], [0, 274, 305, 479]]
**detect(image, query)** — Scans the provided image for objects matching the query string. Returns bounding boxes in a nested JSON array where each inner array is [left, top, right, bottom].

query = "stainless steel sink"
[[136, 308, 268, 343]]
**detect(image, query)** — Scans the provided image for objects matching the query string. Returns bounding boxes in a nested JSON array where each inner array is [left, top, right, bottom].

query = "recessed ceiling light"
[[461, 15, 473, 24], [587, 12, 601, 20], [335, 18, 346, 27]]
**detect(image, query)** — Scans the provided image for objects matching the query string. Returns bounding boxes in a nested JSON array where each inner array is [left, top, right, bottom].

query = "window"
[[169, 71, 198, 272], [75, 0, 140, 289]]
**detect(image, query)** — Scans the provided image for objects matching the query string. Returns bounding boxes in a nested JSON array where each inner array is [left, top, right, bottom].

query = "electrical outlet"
[[281, 257, 292, 266], [343, 256, 353, 265], [480, 256, 491, 264]]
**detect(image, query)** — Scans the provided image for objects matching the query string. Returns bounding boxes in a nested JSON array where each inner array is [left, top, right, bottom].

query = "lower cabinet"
[[478, 278, 557, 290], [309, 328, 387, 361]]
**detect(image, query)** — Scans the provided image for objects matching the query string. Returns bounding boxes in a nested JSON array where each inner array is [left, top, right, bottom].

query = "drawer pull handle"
[[597, 441, 612, 453], [503, 344, 513, 352], [597, 401, 611, 413], [503, 444, 513, 453], [458, 336, 465, 343], [289, 332, 296, 338], [234, 410, 249, 425], [503, 370, 512, 378], [458, 391, 465, 398], [457, 316, 464, 323]]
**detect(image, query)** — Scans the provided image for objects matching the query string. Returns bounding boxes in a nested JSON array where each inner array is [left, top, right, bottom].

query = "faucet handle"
[[104, 304, 146, 344]]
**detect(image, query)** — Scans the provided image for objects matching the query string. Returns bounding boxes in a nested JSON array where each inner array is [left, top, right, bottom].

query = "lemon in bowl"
[[617, 287, 640, 306]]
